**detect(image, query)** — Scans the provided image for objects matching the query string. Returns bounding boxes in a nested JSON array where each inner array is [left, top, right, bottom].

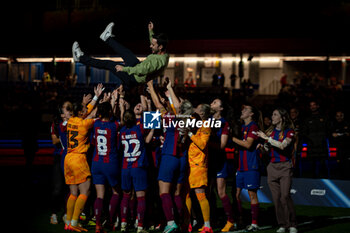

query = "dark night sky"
[[2, 1, 350, 56]]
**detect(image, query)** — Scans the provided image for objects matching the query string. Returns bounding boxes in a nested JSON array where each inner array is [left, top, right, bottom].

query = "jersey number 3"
[[68, 130, 78, 149]]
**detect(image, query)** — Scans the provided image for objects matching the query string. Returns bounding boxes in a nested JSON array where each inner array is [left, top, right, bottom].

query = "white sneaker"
[[50, 213, 58, 224], [137, 227, 149, 233], [245, 224, 259, 232], [276, 227, 286, 233], [100, 22, 115, 41], [289, 227, 298, 233], [62, 214, 67, 224], [72, 41, 84, 62], [121, 222, 127, 232]]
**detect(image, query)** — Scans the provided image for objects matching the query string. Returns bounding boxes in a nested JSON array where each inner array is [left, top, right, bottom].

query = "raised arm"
[[166, 78, 181, 112], [147, 80, 164, 110], [140, 94, 148, 112], [148, 21, 154, 43], [91, 83, 105, 106], [83, 83, 104, 118], [145, 129, 155, 144], [111, 88, 119, 116]]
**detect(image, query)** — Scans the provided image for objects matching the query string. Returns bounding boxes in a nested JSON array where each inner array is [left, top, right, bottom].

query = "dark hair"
[[247, 104, 263, 130], [123, 109, 136, 128], [72, 102, 84, 117], [97, 102, 112, 119], [153, 33, 168, 51]]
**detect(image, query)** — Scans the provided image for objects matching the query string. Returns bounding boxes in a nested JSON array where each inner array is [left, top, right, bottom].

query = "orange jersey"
[[67, 117, 95, 155], [188, 125, 211, 168]]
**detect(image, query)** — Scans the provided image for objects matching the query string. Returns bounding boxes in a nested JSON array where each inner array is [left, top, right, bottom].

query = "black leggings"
[[79, 38, 140, 87]]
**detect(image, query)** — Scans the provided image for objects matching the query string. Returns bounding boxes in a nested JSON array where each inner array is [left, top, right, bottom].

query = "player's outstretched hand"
[[148, 21, 154, 31], [94, 83, 105, 98], [100, 92, 111, 103], [82, 93, 92, 106]]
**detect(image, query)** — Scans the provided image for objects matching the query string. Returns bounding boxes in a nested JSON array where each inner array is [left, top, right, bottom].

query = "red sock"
[[137, 196, 146, 227], [174, 195, 183, 218], [120, 193, 130, 223], [160, 193, 174, 222], [251, 203, 259, 225], [94, 198, 104, 226], [220, 194, 234, 223], [109, 194, 120, 223]]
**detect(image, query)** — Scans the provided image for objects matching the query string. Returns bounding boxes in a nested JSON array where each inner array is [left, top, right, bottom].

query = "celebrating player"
[[185, 104, 213, 233], [232, 104, 263, 232], [147, 80, 191, 233], [91, 90, 122, 233], [64, 84, 104, 232], [257, 108, 298, 233], [209, 98, 236, 232], [118, 109, 154, 233]]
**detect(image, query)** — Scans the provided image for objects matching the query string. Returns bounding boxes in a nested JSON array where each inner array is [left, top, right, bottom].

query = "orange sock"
[[185, 193, 192, 215], [196, 192, 210, 223], [71, 194, 88, 225], [66, 194, 78, 223]]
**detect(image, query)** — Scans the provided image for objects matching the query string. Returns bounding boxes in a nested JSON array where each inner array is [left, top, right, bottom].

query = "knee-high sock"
[[220, 194, 234, 223], [129, 196, 137, 220], [120, 193, 131, 223], [109, 193, 120, 223], [94, 198, 104, 226], [251, 203, 259, 225], [137, 196, 146, 227], [185, 193, 192, 216], [72, 194, 88, 225], [66, 194, 78, 223], [174, 195, 183, 218], [237, 199, 243, 216], [160, 193, 174, 222], [196, 192, 210, 223]]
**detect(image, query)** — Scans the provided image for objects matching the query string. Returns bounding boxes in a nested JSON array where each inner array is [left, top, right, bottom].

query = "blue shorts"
[[121, 167, 148, 191], [236, 170, 260, 190], [158, 154, 187, 184], [91, 161, 120, 187], [216, 160, 230, 179]]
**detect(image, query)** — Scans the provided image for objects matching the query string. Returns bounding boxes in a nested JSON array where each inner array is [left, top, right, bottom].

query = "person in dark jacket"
[[330, 110, 350, 179], [300, 100, 331, 178]]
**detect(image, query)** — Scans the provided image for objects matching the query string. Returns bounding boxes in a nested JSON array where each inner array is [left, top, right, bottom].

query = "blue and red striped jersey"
[[58, 121, 68, 155], [238, 121, 260, 171], [92, 119, 120, 163], [51, 122, 63, 155], [119, 124, 148, 169], [162, 113, 183, 156], [269, 128, 295, 163]]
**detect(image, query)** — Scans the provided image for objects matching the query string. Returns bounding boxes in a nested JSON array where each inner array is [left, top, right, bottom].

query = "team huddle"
[[50, 78, 298, 233], [49, 22, 298, 233]]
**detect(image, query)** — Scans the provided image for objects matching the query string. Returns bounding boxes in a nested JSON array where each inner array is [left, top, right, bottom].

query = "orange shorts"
[[188, 166, 208, 189], [64, 152, 91, 185]]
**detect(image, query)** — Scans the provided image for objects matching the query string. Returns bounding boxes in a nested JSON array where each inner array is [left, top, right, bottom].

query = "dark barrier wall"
[[239, 176, 350, 208]]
